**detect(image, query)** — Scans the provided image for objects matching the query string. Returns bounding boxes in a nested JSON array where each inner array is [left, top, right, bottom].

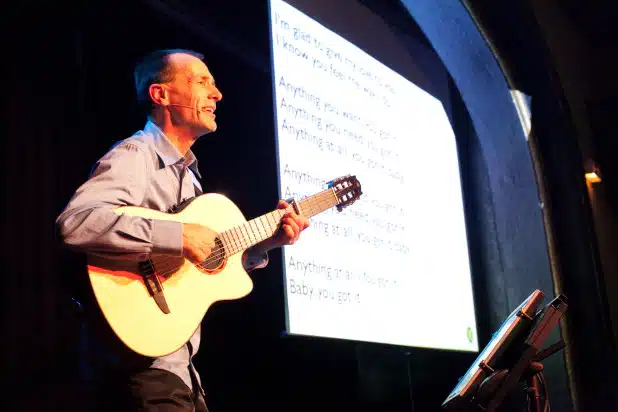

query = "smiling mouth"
[[201, 107, 216, 118]]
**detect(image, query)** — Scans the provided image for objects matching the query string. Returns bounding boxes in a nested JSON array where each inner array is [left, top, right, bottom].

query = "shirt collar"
[[143, 120, 202, 179]]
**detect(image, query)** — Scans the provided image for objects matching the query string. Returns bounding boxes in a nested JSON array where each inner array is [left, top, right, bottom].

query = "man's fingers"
[[273, 204, 310, 247], [283, 216, 300, 234], [187, 252, 202, 265], [283, 225, 296, 244], [186, 242, 215, 265]]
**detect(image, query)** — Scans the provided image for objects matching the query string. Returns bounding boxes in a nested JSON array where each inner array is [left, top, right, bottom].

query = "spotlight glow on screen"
[[269, 0, 478, 352]]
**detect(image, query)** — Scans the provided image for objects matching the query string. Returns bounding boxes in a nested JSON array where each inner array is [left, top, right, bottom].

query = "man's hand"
[[276, 200, 310, 245], [260, 200, 310, 251], [182, 223, 217, 265]]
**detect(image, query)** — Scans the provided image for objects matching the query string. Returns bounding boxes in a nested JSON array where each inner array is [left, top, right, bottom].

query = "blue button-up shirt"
[[56, 120, 267, 392]]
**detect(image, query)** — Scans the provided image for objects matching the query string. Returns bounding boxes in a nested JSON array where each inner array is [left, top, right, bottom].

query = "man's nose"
[[210, 86, 222, 102]]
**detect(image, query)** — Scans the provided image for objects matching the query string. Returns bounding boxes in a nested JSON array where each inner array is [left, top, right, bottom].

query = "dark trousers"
[[91, 368, 209, 412], [71, 302, 209, 412]]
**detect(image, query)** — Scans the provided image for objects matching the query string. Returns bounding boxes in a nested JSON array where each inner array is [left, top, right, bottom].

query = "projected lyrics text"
[[282, 166, 406, 229], [287, 257, 400, 304], [273, 12, 395, 107], [277, 78, 403, 184], [278, 76, 398, 147], [288, 279, 360, 304]]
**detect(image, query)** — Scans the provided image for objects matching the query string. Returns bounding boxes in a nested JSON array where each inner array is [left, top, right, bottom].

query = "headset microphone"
[[167, 104, 213, 116]]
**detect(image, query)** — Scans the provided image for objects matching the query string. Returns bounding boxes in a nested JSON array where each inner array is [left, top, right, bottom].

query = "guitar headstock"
[[327, 175, 363, 211]]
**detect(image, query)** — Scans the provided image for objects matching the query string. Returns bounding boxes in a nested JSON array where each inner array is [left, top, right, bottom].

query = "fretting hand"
[[260, 200, 310, 250]]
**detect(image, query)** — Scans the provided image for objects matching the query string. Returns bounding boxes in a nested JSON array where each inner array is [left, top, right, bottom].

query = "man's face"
[[165, 53, 223, 136]]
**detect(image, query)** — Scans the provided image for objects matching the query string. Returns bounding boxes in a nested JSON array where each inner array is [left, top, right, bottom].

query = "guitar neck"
[[219, 188, 339, 256]]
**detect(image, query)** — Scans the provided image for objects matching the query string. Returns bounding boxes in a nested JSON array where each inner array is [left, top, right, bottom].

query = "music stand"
[[478, 294, 568, 412], [442, 289, 545, 410], [442, 291, 568, 412]]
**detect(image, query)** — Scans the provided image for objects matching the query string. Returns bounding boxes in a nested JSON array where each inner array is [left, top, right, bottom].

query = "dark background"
[[5, 0, 617, 411]]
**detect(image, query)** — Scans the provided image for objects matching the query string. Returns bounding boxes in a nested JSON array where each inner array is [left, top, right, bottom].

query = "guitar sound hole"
[[199, 237, 226, 270]]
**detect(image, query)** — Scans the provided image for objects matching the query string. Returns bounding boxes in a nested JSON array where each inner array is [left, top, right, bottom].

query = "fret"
[[241, 222, 253, 246], [258, 215, 271, 237], [228, 227, 239, 251], [249, 219, 263, 243], [269, 210, 280, 235], [299, 198, 311, 216], [308, 192, 322, 215], [314, 192, 324, 212], [267, 211, 280, 233], [220, 230, 233, 254], [228, 230, 239, 254], [267, 213, 276, 235], [298, 189, 337, 218], [245, 220, 255, 244], [269, 212, 278, 234], [232, 226, 245, 249], [246, 221, 255, 245], [299, 197, 312, 216], [277, 209, 285, 227], [257, 217, 267, 240]]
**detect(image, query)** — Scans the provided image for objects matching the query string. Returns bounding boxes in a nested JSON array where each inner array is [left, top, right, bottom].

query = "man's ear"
[[149, 84, 168, 106]]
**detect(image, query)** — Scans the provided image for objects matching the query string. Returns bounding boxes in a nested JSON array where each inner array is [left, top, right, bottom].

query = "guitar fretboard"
[[218, 188, 338, 256]]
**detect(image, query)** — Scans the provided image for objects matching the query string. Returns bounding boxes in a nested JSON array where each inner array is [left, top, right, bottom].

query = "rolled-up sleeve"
[[56, 142, 183, 260]]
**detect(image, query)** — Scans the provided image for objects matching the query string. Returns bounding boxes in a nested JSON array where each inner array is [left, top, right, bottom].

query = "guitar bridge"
[[138, 260, 171, 314]]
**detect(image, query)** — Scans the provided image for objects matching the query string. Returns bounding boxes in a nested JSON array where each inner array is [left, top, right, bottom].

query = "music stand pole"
[[524, 339, 565, 412], [526, 368, 542, 412]]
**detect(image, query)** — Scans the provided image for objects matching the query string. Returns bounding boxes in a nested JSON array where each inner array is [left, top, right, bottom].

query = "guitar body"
[[87, 193, 253, 357]]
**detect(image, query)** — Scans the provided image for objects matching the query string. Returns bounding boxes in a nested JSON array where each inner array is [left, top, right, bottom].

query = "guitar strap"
[[194, 183, 203, 195], [187, 340, 206, 399]]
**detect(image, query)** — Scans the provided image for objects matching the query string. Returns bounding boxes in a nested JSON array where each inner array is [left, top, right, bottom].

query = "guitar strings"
[[150, 184, 354, 277], [142, 192, 340, 278], [148, 195, 330, 276], [149, 192, 335, 276], [150, 181, 358, 277]]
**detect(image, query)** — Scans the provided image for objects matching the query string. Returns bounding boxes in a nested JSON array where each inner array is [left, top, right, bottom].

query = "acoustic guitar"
[[87, 175, 362, 357]]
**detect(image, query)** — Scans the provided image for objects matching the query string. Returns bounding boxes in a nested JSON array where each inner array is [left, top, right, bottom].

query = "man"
[[56, 49, 309, 411]]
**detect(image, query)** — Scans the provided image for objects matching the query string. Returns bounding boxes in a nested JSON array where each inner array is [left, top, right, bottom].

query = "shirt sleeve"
[[55, 142, 183, 261]]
